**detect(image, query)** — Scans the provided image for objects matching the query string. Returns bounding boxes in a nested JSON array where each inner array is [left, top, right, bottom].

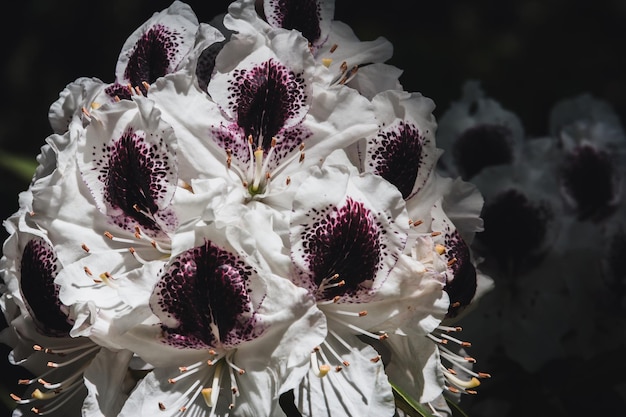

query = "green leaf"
[[0, 151, 36, 183], [391, 382, 437, 417]]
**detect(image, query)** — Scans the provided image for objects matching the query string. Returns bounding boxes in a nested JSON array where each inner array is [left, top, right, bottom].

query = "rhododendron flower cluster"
[[0, 1, 490, 416]]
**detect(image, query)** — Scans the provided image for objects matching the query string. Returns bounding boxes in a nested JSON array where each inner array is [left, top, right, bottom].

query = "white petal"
[[82, 348, 135, 417], [294, 333, 395, 417]]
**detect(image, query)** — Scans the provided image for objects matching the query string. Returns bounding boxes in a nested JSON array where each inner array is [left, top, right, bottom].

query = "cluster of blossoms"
[[0, 1, 492, 416], [435, 81, 626, 415]]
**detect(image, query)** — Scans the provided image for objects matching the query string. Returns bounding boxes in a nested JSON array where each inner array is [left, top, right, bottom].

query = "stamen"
[[330, 44, 338, 53], [200, 360, 222, 411], [46, 345, 100, 368], [251, 147, 265, 193], [27, 379, 85, 414], [339, 65, 359, 85], [328, 316, 388, 340], [310, 352, 331, 378], [322, 58, 332, 67], [225, 353, 245, 375], [96, 272, 118, 289], [129, 247, 149, 264], [442, 368, 481, 390], [321, 340, 347, 368], [331, 309, 368, 317], [81, 243, 90, 252], [439, 332, 471, 347], [317, 273, 344, 294], [168, 365, 202, 384], [435, 244, 446, 255]]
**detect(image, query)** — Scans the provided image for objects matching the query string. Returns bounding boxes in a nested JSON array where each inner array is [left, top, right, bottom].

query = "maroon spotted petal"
[[231, 59, 307, 147], [476, 189, 553, 277], [264, 0, 324, 46], [90, 126, 176, 236], [442, 231, 477, 319], [560, 144, 619, 222], [210, 58, 311, 175], [19, 238, 73, 337], [150, 240, 264, 349], [366, 120, 433, 199], [452, 124, 514, 180], [296, 197, 389, 302]]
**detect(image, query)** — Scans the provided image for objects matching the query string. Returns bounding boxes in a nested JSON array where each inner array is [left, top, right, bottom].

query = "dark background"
[[1, 0, 625, 416]]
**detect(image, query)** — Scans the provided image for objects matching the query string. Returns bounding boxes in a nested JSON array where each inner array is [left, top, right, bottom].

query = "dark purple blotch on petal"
[[125, 24, 183, 94], [368, 121, 430, 199], [476, 189, 552, 278], [452, 124, 514, 180], [196, 41, 226, 93], [94, 127, 173, 235], [152, 240, 261, 349], [560, 144, 618, 222], [105, 83, 134, 102], [20, 238, 73, 337], [442, 231, 477, 319], [267, 0, 323, 46], [300, 198, 387, 302], [228, 59, 307, 150]]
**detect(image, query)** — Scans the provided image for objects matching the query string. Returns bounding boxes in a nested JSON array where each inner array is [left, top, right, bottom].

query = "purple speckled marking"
[[228, 58, 306, 146], [91, 127, 175, 235], [452, 124, 514, 180], [20, 238, 73, 337], [367, 121, 430, 199], [267, 0, 322, 46], [477, 189, 552, 276], [151, 240, 263, 349], [196, 41, 226, 93], [212, 58, 310, 172], [106, 24, 183, 99], [441, 229, 477, 319], [105, 83, 134, 102], [296, 197, 393, 302], [561, 144, 618, 221]]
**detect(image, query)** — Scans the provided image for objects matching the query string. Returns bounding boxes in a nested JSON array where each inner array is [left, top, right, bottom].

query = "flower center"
[[560, 144, 618, 221], [452, 124, 514, 179], [476, 189, 552, 278]]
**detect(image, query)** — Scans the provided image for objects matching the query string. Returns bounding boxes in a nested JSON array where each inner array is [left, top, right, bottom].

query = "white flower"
[[224, 0, 399, 96], [1, 2, 495, 416], [287, 164, 451, 416], [549, 93, 626, 222], [149, 23, 377, 206], [0, 211, 134, 417], [436, 80, 525, 180], [114, 213, 326, 417]]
